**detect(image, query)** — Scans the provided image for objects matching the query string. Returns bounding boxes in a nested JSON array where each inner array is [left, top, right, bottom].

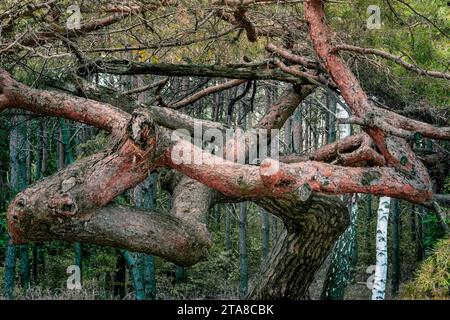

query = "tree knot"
[[128, 108, 156, 149]]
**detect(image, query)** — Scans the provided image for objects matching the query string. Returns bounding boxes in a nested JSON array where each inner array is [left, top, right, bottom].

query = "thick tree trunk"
[[248, 194, 348, 299]]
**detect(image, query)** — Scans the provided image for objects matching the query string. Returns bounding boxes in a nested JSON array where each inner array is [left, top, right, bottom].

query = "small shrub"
[[401, 237, 450, 300]]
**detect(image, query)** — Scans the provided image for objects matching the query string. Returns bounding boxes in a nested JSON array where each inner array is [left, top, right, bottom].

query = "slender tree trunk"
[[122, 250, 145, 300], [142, 254, 156, 299], [391, 198, 400, 296], [365, 194, 373, 261], [321, 194, 359, 300], [175, 266, 186, 284], [320, 99, 354, 299], [19, 245, 30, 289], [416, 207, 424, 262], [327, 91, 336, 144], [225, 207, 232, 251], [35, 122, 47, 280], [215, 205, 221, 226], [66, 123, 82, 272], [4, 239, 16, 299], [57, 121, 65, 170], [41, 120, 48, 177], [142, 174, 158, 300], [292, 109, 301, 153], [336, 102, 350, 139], [410, 204, 417, 242], [271, 216, 279, 244], [58, 119, 83, 278], [32, 244, 38, 284], [74, 242, 82, 275], [4, 112, 28, 297], [32, 121, 43, 284], [371, 197, 391, 300], [239, 202, 248, 298], [113, 251, 126, 299], [34, 121, 42, 182], [20, 118, 31, 289], [131, 173, 158, 299], [284, 118, 292, 153], [261, 209, 270, 259]]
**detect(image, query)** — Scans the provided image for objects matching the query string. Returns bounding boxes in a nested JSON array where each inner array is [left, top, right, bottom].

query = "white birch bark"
[[336, 98, 350, 139], [371, 196, 391, 300]]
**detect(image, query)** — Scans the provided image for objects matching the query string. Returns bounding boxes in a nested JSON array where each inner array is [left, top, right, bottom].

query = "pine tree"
[[4, 112, 28, 298]]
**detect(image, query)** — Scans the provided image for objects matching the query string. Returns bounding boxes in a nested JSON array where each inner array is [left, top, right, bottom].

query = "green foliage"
[[154, 203, 265, 299], [401, 237, 450, 300], [423, 213, 448, 249], [444, 175, 450, 194], [75, 132, 109, 159]]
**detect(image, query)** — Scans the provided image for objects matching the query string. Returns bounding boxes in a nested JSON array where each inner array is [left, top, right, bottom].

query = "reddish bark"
[[266, 43, 319, 69], [256, 86, 313, 130], [281, 132, 385, 167], [8, 112, 158, 244], [1, 68, 436, 205], [0, 70, 129, 135], [302, 0, 433, 206], [303, 0, 449, 165], [158, 137, 431, 203]]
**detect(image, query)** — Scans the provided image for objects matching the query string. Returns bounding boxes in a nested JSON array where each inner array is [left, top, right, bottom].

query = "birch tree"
[[321, 195, 359, 299], [371, 197, 391, 300]]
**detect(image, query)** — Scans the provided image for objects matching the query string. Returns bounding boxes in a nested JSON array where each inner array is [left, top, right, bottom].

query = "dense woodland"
[[0, 0, 448, 300]]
